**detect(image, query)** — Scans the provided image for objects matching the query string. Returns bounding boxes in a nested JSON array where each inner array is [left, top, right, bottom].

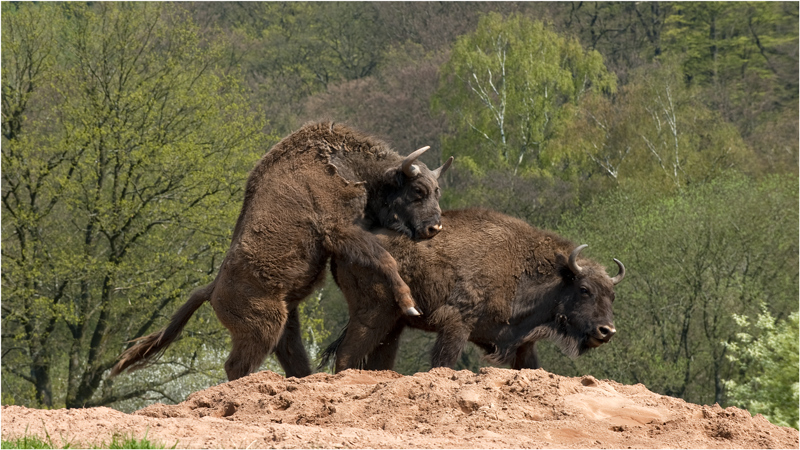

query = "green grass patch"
[[103, 432, 171, 449], [1, 430, 174, 449], [1, 434, 52, 449]]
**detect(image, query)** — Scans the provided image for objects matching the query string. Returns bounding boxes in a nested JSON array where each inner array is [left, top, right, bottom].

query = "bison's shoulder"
[[268, 122, 394, 162], [256, 122, 402, 189]]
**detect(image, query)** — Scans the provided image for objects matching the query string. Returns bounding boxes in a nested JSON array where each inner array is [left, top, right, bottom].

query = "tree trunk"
[[31, 359, 53, 407]]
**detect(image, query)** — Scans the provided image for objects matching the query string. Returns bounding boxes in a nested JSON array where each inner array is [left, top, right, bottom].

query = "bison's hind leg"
[[225, 334, 277, 381], [213, 291, 289, 381], [224, 302, 288, 381]]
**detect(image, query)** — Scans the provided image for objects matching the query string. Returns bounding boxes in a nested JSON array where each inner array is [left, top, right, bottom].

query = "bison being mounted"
[[111, 122, 452, 381], [325, 208, 625, 372]]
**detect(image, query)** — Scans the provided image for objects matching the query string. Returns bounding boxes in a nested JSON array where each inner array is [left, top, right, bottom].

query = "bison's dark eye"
[[579, 287, 590, 296]]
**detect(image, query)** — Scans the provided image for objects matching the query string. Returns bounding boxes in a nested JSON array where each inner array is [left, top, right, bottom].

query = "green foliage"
[[663, 2, 798, 171], [203, 2, 389, 135], [303, 42, 450, 168], [546, 173, 798, 406], [432, 12, 619, 227], [546, 2, 672, 76], [440, 168, 578, 229], [665, 2, 797, 92], [724, 309, 799, 429], [298, 287, 333, 364], [254, 2, 386, 90], [551, 60, 756, 193], [435, 13, 616, 175], [2, 2, 266, 409]]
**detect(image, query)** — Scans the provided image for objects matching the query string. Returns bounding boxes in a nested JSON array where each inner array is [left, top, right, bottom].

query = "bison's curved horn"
[[402, 146, 429, 177], [568, 244, 588, 276], [431, 156, 454, 179], [610, 258, 626, 285]]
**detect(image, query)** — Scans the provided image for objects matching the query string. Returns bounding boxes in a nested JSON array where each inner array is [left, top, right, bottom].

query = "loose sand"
[[2, 367, 797, 448]]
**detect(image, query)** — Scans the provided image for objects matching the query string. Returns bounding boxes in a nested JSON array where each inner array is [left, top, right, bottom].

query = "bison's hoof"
[[405, 307, 422, 316]]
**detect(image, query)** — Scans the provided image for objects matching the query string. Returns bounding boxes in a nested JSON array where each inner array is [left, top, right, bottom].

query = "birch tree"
[[434, 13, 616, 175]]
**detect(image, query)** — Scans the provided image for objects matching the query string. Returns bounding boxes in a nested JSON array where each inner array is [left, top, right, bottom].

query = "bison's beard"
[[486, 324, 585, 366], [374, 208, 415, 239], [386, 219, 415, 239], [540, 324, 585, 359], [551, 316, 609, 357]]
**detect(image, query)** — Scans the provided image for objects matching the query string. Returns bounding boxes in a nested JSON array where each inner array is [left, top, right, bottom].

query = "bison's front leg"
[[511, 342, 541, 370], [430, 306, 471, 368], [334, 318, 400, 373], [324, 223, 420, 316], [363, 322, 405, 371], [275, 307, 313, 378]]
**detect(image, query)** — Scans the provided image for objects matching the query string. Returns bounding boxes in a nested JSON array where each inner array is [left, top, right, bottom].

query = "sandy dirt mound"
[[3, 367, 797, 448]]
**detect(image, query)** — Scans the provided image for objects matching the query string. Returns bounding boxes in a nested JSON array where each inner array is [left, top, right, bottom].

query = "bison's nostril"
[[598, 325, 616, 340], [427, 223, 442, 236]]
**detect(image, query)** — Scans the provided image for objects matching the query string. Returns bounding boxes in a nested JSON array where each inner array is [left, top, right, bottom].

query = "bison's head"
[[550, 244, 625, 357], [376, 147, 453, 240]]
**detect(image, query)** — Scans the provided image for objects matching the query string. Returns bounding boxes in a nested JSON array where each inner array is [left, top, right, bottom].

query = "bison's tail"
[[318, 323, 369, 372], [317, 324, 348, 371], [109, 282, 215, 377]]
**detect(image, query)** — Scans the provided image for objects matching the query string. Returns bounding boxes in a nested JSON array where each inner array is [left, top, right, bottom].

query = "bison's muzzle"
[[586, 324, 616, 348], [418, 222, 443, 239]]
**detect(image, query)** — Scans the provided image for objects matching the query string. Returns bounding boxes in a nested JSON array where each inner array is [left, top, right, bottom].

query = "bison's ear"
[[383, 166, 407, 187], [554, 253, 577, 282]]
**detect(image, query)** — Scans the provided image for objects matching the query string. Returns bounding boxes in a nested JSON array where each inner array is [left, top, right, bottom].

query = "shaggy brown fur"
[[111, 122, 452, 381], [324, 208, 625, 372]]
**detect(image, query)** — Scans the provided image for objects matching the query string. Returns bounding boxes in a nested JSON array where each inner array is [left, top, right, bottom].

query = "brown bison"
[[324, 208, 625, 372], [111, 122, 452, 381]]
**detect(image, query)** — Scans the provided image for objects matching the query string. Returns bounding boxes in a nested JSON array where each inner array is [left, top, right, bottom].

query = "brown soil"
[[2, 367, 797, 449]]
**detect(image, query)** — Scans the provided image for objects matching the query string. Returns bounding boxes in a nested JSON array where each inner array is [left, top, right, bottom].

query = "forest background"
[[2, 2, 797, 430]]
